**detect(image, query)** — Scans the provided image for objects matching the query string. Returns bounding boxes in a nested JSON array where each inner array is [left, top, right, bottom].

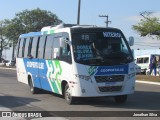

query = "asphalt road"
[[0, 68, 160, 120]]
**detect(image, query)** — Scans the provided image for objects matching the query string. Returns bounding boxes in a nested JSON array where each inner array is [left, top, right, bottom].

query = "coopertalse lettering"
[[27, 62, 44, 69], [100, 68, 124, 73]]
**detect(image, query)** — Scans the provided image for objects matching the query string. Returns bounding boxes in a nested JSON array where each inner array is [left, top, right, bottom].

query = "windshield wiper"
[[83, 57, 103, 62], [78, 57, 103, 65]]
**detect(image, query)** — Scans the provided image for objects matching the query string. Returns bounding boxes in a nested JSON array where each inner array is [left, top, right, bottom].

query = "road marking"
[[136, 80, 160, 86]]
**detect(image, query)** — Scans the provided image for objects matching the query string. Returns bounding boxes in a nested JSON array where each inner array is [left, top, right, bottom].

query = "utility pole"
[[99, 15, 111, 27], [77, 0, 81, 25]]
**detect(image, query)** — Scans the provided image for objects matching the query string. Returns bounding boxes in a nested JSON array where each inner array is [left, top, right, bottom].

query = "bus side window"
[[144, 57, 149, 63], [52, 38, 71, 62], [61, 43, 72, 64], [37, 36, 47, 59], [44, 35, 54, 60], [16, 38, 21, 57], [18, 38, 26, 58], [24, 37, 31, 58], [137, 58, 143, 63], [53, 38, 60, 59], [28, 37, 33, 58], [31, 37, 39, 58]]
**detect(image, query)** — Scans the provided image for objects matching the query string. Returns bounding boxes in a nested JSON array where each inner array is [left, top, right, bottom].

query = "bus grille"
[[95, 75, 124, 83], [98, 86, 122, 92]]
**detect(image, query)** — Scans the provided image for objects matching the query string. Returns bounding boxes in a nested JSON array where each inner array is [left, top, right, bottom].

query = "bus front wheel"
[[114, 95, 127, 103], [64, 84, 75, 105]]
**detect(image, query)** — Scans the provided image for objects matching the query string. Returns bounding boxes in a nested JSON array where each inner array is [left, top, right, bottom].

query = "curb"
[[0, 67, 160, 86], [0, 67, 16, 70], [136, 80, 160, 86]]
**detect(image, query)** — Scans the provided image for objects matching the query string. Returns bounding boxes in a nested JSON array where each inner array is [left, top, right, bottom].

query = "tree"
[[4, 8, 62, 60], [6, 8, 62, 41], [132, 11, 160, 38], [0, 20, 11, 62]]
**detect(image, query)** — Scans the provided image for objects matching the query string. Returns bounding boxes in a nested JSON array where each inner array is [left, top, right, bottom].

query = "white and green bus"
[[16, 24, 135, 104]]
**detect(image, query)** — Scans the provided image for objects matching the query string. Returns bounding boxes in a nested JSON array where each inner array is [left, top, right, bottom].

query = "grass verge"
[[136, 75, 160, 82]]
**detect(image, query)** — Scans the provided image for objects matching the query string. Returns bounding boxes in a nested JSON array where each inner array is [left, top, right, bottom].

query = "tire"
[[114, 95, 127, 103], [29, 77, 39, 94], [145, 70, 150, 75], [146, 71, 150, 75], [64, 84, 75, 105]]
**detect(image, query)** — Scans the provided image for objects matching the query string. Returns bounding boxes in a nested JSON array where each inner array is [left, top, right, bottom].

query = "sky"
[[1, 0, 160, 59]]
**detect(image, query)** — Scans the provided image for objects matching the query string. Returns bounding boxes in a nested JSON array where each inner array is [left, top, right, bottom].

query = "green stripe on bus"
[[51, 79, 59, 94], [43, 31, 48, 35], [48, 60, 54, 74], [54, 60, 62, 90], [50, 30, 55, 34]]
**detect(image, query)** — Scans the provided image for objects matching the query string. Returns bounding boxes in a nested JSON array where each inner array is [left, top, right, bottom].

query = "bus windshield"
[[72, 29, 133, 66]]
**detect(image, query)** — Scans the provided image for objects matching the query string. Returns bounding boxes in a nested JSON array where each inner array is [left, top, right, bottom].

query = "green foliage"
[[0, 8, 62, 61], [5, 8, 62, 44], [132, 12, 160, 38], [0, 20, 11, 61]]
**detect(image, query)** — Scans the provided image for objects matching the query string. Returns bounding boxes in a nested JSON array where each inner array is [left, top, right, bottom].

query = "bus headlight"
[[75, 74, 91, 81], [127, 73, 136, 79]]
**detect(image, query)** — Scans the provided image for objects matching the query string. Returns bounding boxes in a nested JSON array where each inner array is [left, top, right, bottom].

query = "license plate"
[[105, 82, 116, 86]]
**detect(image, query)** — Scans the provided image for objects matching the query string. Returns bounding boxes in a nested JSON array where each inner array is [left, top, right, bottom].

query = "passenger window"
[[137, 58, 143, 63], [31, 37, 39, 58], [18, 38, 26, 58], [38, 36, 46, 59], [53, 38, 61, 59], [44, 36, 54, 59], [24, 37, 31, 58], [52, 37, 72, 63], [28, 37, 33, 58], [16, 39, 21, 57], [62, 43, 72, 64], [144, 57, 149, 63]]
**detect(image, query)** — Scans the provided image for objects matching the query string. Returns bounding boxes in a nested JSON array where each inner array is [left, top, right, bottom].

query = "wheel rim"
[[65, 87, 71, 102]]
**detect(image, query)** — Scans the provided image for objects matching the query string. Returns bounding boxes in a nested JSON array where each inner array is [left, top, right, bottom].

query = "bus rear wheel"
[[28, 77, 39, 94], [64, 84, 75, 105], [114, 95, 127, 103]]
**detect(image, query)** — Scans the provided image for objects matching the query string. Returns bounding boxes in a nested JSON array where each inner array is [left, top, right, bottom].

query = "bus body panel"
[[23, 58, 41, 88], [70, 61, 135, 97], [17, 57, 74, 95], [17, 57, 135, 97], [16, 58, 28, 84], [16, 24, 135, 101]]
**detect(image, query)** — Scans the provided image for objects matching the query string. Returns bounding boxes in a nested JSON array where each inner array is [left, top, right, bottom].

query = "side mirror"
[[128, 36, 134, 46]]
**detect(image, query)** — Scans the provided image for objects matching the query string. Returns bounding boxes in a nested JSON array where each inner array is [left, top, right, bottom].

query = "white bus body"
[[16, 24, 135, 104]]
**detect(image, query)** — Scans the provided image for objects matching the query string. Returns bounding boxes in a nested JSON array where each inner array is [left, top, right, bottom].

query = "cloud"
[[151, 11, 160, 18], [125, 11, 160, 23], [126, 15, 142, 23]]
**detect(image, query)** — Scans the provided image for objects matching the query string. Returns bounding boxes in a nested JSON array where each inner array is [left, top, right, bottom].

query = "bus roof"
[[19, 23, 121, 38], [20, 32, 42, 38]]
